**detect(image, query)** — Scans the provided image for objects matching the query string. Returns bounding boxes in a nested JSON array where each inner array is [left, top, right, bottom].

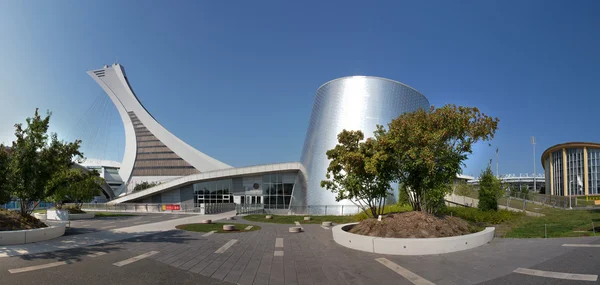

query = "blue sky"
[[0, 0, 599, 177]]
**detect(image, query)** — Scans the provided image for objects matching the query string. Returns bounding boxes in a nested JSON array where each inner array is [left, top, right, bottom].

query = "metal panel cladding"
[[298, 76, 430, 208]]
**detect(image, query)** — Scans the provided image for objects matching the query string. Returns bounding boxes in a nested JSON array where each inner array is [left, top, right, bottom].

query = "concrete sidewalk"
[[0, 211, 236, 258]]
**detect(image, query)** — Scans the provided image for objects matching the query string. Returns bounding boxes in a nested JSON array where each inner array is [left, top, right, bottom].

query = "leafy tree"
[[379, 104, 499, 214], [478, 166, 503, 211], [0, 109, 82, 216], [133, 181, 161, 192], [0, 146, 10, 205], [321, 130, 395, 218], [47, 168, 103, 210]]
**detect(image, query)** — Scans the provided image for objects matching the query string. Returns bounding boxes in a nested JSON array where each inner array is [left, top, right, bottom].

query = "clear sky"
[[1, 1, 599, 177]]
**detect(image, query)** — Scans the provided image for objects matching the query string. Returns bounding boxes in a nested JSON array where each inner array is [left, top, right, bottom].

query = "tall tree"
[[0, 146, 10, 205], [380, 104, 499, 214], [1, 109, 83, 216], [478, 166, 503, 211], [321, 130, 395, 218]]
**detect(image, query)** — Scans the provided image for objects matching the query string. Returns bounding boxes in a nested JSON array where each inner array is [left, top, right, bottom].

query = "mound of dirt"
[[349, 211, 474, 238], [0, 209, 47, 231]]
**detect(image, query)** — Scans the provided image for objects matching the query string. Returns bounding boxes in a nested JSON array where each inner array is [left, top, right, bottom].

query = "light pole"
[[531, 136, 536, 194]]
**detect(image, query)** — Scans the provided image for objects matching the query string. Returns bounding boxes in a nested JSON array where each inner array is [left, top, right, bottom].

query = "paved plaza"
[[1, 212, 600, 284]]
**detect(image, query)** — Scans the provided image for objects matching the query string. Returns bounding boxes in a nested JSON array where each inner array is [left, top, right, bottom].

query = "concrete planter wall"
[[45, 210, 95, 220], [47, 209, 69, 221], [332, 223, 495, 255], [33, 213, 47, 220], [0, 222, 67, 246]]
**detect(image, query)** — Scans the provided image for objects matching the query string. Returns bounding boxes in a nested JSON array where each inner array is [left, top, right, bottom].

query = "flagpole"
[[496, 148, 499, 177]]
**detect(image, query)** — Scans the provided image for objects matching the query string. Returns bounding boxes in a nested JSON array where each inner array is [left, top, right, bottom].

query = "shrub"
[[442, 207, 523, 224], [354, 204, 412, 221]]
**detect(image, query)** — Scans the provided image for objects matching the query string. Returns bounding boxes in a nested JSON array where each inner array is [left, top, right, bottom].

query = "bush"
[[61, 205, 86, 214], [354, 204, 412, 221], [442, 207, 523, 224]]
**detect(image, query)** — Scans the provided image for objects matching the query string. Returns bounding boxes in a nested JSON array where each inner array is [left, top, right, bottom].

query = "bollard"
[[222, 225, 235, 231]]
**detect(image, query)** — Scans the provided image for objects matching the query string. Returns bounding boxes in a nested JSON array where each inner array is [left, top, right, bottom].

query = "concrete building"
[[88, 64, 429, 212], [541, 142, 600, 196]]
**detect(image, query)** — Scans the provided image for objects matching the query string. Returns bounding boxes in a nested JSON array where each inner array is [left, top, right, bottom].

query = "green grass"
[[176, 223, 261, 233], [243, 204, 413, 224], [502, 208, 600, 238], [243, 214, 357, 224], [93, 212, 136, 217]]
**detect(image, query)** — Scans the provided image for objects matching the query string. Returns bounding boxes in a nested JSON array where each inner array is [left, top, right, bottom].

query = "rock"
[[222, 225, 236, 231], [201, 219, 212, 224], [265, 215, 272, 219], [303, 217, 311, 221], [226, 217, 235, 220], [322, 221, 333, 227], [289, 227, 302, 233]]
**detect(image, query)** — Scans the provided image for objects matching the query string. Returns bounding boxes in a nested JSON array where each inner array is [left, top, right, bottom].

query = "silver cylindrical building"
[[296, 76, 430, 211]]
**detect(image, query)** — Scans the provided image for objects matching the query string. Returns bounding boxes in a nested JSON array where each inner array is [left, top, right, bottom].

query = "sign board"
[[161, 204, 181, 211]]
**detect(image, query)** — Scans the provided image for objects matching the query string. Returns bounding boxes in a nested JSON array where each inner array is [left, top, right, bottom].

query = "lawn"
[[176, 223, 261, 233], [243, 214, 357, 224], [503, 207, 600, 238]]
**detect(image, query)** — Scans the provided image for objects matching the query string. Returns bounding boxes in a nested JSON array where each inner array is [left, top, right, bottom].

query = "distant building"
[[78, 159, 124, 202], [541, 142, 600, 196], [468, 173, 545, 193]]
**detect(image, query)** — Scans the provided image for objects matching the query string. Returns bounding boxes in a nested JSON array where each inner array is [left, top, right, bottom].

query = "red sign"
[[162, 204, 180, 211]]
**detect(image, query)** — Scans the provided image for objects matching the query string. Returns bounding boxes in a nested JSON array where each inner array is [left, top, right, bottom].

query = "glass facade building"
[[542, 142, 600, 196]]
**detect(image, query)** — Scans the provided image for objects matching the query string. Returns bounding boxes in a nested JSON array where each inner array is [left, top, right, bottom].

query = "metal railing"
[[235, 204, 361, 216], [69, 202, 237, 215]]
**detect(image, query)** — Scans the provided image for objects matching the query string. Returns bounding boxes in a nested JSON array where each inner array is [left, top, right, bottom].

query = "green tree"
[[0, 146, 10, 204], [47, 168, 103, 209], [0, 109, 83, 216], [380, 104, 499, 214], [133, 181, 160, 192], [321, 130, 395, 218], [478, 166, 503, 211]]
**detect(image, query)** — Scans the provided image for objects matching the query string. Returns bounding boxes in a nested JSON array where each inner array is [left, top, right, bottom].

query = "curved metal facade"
[[297, 76, 430, 208]]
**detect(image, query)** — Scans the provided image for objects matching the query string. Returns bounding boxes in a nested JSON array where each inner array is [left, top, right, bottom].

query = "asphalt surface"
[[0, 237, 233, 285], [63, 213, 187, 236], [3, 213, 600, 284]]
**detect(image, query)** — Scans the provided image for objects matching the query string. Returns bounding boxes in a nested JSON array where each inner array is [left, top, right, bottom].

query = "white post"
[[531, 136, 536, 193]]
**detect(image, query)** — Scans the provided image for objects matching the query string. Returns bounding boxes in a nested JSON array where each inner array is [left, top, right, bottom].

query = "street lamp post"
[[531, 136, 536, 193]]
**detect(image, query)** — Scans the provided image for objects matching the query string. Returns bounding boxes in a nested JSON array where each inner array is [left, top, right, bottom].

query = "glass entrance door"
[[245, 195, 261, 204]]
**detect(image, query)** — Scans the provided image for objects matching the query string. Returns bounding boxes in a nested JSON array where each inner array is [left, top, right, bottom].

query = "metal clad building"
[[298, 76, 430, 207]]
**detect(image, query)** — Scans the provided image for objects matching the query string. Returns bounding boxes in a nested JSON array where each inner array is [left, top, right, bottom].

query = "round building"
[[297, 76, 430, 211], [542, 142, 600, 196]]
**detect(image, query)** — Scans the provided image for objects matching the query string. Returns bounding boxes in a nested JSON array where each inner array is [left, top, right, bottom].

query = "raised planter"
[[332, 223, 495, 255], [0, 222, 67, 246], [33, 213, 47, 220], [45, 210, 95, 220], [46, 209, 69, 221]]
